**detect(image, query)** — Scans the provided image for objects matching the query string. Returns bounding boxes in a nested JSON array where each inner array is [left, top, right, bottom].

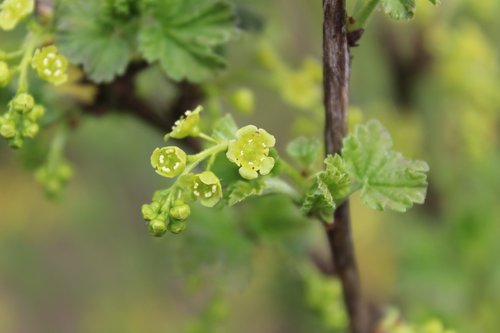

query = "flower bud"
[[141, 203, 159, 221], [149, 220, 167, 237], [167, 220, 186, 234], [230, 88, 254, 114], [27, 105, 45, 121], [0, 121, 16, 138], [22, 122, 39, 138], [169, 201, 191, 221], [11, 93, 35, 113]]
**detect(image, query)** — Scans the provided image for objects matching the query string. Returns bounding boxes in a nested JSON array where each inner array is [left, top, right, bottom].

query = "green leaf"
[[381, 0, 416, 20], [301, 176, 335, 222], [56, 1, 135, 83], [342, 120, 429, 212], [138, 0, 237, 82], [225, 179, 266, 206], [301, 154, 351, 221], [286, 136, 321, 167], [212, 114, 238, 141]]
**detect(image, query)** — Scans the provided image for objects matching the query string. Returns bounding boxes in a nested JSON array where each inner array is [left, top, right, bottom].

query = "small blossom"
[[191, 171, 222, 207], [0, 0, 34, 30], [31, 46, 68, 85], [226, 125, 276, 180], [167, 106, 202, 139], [150, 146, 186, 178]]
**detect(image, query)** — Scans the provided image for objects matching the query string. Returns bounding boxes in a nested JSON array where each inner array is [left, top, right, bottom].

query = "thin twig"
[[322, 0, 368, 332]]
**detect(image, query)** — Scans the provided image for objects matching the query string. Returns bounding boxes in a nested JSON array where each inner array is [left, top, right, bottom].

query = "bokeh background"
[[1, 0, 500, 332]]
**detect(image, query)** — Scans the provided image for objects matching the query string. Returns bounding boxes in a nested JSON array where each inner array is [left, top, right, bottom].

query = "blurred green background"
[[1, 0, 500, 332]]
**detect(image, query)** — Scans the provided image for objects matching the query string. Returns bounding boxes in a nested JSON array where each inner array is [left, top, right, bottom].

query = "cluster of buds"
[[142, 105, 277, 236], [35, 160, 73, 198], [0, 93, 44, 148], [0, 0, 34, 30], [142, 191, 193, 236]]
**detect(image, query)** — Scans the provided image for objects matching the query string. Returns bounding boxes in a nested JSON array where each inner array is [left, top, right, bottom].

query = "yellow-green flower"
[[192, 171, 222, 207], [31, 46, 68, 85], [150, 146, 186, 178], [0, 0, 34, 30], [226, 125, 276, 180], [166, 106, 202, 139]]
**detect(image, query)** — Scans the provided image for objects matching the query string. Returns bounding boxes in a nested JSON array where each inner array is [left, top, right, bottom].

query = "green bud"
[[169, 201, 191, 221], [8, 135, 23, 149], [21, 122, 39, 138], [11, 93, 35, 113], [150, 146, 186, 178], [0, 121, 16, 138], [148, 219, 167, 237], [167, 220, 186, 234], [141, 203, 159, 221], [0, 61, 10, 86], [56, 163, 73, 181], [230, 88, 254, 114], [27, 105, 45, 121]]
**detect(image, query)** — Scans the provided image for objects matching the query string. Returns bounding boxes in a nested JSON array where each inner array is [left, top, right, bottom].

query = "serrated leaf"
[[342, 120, 429, 212], [56, 1, 135, 83], [301, 176, 335, 222], [286, 137, 321, 167], [321, 154, 352, 200], [225, 179, 266, 206], [212, 114, 238, 141], [138, 0, 236, 82], [381, 0, 416, 20], [301, 154, 351, 221]]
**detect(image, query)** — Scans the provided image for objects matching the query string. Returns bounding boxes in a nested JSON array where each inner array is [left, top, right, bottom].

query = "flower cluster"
[[35, 160, 73, 198], [142, 105, 277, 236], [0, 93, 44, 148], [0, 0, 34, 30], [31, 46, 69, 86]]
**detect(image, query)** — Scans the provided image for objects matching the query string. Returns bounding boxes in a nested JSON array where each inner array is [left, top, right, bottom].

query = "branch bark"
[[323, 1, 368, 332]]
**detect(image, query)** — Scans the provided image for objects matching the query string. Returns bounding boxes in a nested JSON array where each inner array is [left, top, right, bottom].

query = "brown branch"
[[323, 1, 368, 332], [79, 62, 204, 135]]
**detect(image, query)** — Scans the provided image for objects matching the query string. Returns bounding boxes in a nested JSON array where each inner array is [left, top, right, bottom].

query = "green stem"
[[0, 49, 24, 61], [47, 125, 69, 173], [198, 132, 218, 144], [351, 0, 381, 30], [264, 178, 301, 202], [186, 142, 228, 174], [279, 158, 307, 190], [17, 34, 38, 93]]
